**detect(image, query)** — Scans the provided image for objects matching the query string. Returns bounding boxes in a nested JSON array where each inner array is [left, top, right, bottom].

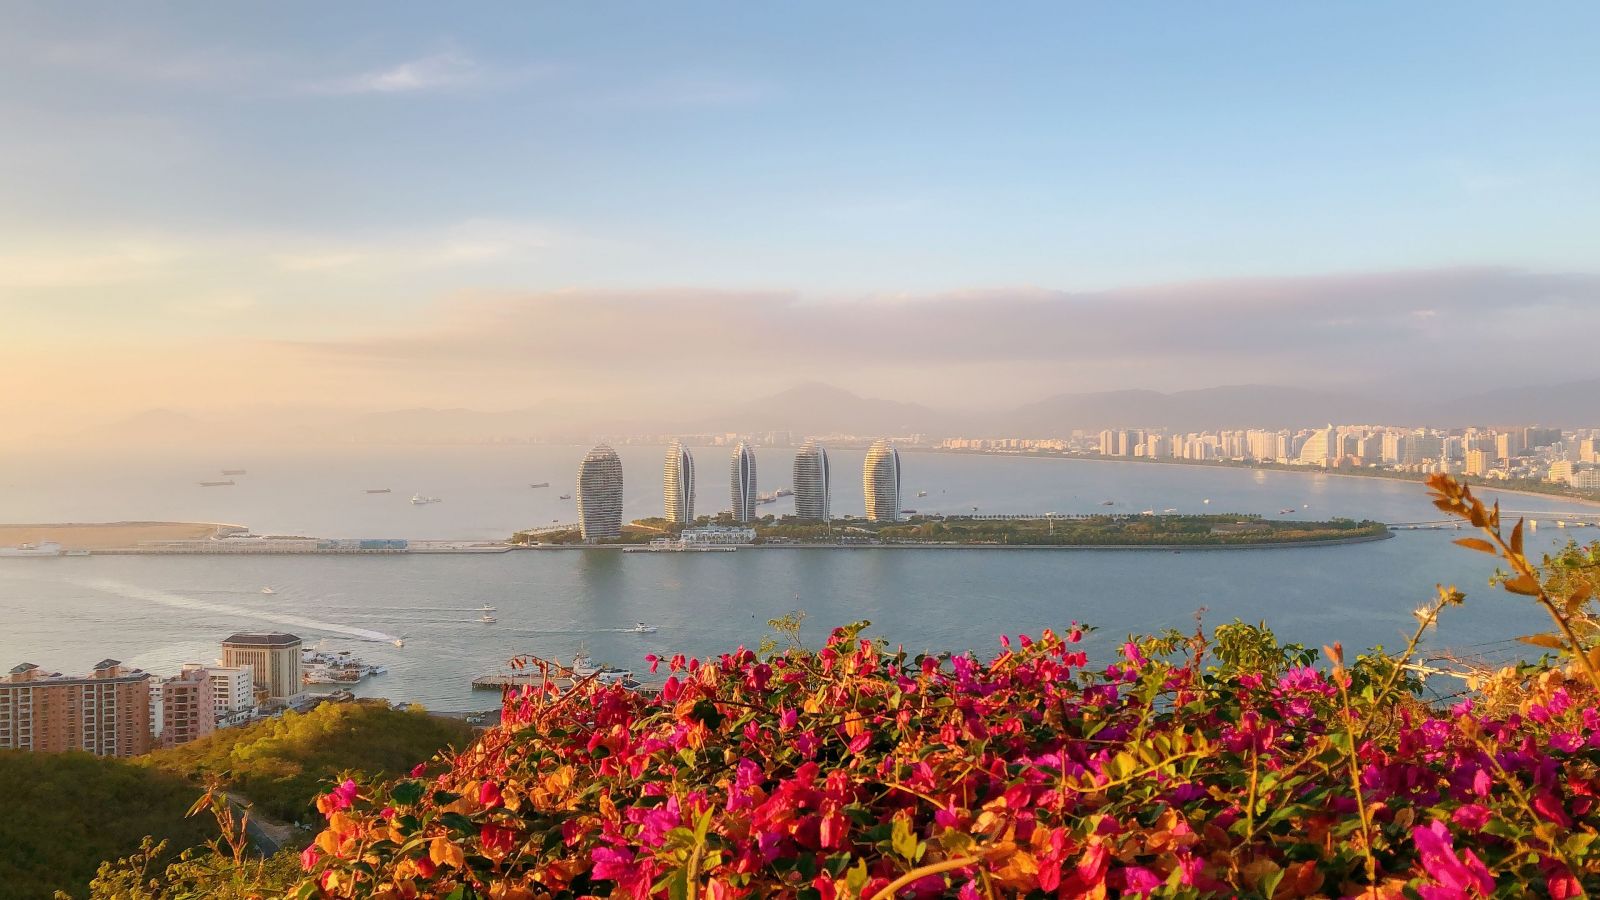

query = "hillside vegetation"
[[0, 750, 216, 900], [138, 700, 477, 824]]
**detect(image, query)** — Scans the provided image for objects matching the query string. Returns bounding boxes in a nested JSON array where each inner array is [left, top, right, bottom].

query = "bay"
[[1, 444, 1593, 711]]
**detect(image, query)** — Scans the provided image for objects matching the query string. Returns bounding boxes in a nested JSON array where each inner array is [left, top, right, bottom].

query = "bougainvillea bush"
[[293, 477, 1600, 899]]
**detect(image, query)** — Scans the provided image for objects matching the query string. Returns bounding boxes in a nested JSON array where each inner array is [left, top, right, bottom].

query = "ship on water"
[[366, 488, 392, 494], [410, 494, 442, 505], [221, 469, 247, 476], [529, 481, 550, 488], [199, 480, 235, 487]]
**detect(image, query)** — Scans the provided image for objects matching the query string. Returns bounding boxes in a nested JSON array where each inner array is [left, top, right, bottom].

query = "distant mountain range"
[[42, 379, 1600, 446]]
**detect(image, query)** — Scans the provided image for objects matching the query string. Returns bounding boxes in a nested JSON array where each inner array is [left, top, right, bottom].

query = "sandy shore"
[[0, 521, 242, 550]]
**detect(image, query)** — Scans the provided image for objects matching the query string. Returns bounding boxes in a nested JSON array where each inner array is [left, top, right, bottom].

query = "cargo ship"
[[221, 469, 247, 476], [199, 480, 235, 487], [529, 481, 550, 488], [366, 488, 392, 494]]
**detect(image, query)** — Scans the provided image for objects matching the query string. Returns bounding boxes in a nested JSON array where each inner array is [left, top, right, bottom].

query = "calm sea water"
[[1, 444, 1593, 711]]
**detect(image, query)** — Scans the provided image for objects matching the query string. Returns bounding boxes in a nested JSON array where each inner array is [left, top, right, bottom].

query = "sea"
[[1, 443, 1593, 711]]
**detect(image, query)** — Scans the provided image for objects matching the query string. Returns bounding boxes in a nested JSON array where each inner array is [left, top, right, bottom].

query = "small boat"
[[1279, 507, 1296, 515], [1100, 500, 1115, 506], [1162, 508, 1178, 513], [917, 490, 928, 497], [393, 638, 405, 647], [199, 480, 235, 487], [1203, 498, 1211, 504], [559, 494, 572, 500], [629, 622, 658, 634], [530, 482, 550, 488], [478, 603, 496, 612], [260, 587, 276, 595], [480, 614, 497, 624], [221, 469, 247, 476], [410, 494, 442, 505], [365, 488, 392, 494]]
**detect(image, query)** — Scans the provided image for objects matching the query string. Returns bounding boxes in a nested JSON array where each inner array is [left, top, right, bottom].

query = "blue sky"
[[1, 2, 1597, 425]]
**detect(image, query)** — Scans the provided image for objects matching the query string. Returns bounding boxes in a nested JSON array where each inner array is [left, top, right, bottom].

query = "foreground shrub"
[[0, 750, 217, 900], [289, 607, 1600, 899], [140, 700, 477, 824]]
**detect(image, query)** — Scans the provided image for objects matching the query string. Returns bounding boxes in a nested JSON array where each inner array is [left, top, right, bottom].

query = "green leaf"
[[845, 858, 870, 894]]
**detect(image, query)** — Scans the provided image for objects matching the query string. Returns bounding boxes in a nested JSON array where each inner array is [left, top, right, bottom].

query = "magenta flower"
[[300, 844, 320, 871], [1412, 820, 1494, 899]]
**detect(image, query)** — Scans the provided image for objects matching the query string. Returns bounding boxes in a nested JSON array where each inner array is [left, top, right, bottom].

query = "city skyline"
[[4, 4, 1599, 433]]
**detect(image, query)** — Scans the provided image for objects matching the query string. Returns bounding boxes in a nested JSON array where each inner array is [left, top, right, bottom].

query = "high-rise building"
[[730, 442, 758, 522], [156, 665, 217, 748], [221, 633, 303, 706], [1296, 425, 1336, 466], [792, 440, 831, 520], [0, 659, 153, 757], [1465, 449, 1492, 477], [663, 441, 695, 524], [576, 444, 624, 541], [1496, 432, 1523, 460], [207, 664, 256, 726], [864, 440, 902, 522]]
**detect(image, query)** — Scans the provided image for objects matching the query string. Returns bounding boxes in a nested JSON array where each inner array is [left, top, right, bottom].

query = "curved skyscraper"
[[863, 440, 901, 522], [730, 441, 757, 522], [663, 440, 695, 523], [1296, 425, 1336, 466], [576, 444, 624, 541], [792, 440, 831, 520]]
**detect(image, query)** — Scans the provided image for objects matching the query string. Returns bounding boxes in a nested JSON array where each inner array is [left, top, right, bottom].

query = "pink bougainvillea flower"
[[300, 844, 320, 871], [1412, 820, 1494, 899]]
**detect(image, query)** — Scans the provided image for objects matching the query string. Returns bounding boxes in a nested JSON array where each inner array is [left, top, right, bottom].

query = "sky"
[[2, 2, 1598, 434]]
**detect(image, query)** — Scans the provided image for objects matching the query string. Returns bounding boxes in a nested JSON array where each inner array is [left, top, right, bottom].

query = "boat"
[[569, 652, 636, 686], [64, 549, 91, 557], [410, 494, 442, 505], [629, 622, 658, 634], [478, 603, 497, 612], [1100, 500, 1115, 506], [199, 480, 235, 487], [559, 494, 572, 500], [529, 482, 550, 488], [1203, 498, 1211, 504], [480, 613, 497, 624], [917, 490, 928, 497], [901, 509, 918, 515], [221, 469, 247, 476], [260, 587, 276, 595], [365, 488, 392, 494], [1163, 508, 1178, 513], [0, 541, 64, 558], [1279, 507, 1296, 514], [393, 638, 405, 647]]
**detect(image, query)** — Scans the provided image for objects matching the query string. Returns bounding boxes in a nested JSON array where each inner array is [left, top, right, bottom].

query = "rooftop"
[[222, 632, 302, 647]]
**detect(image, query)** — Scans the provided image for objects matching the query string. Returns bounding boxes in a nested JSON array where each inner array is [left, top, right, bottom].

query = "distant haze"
[[3, 5, 1597, 437]]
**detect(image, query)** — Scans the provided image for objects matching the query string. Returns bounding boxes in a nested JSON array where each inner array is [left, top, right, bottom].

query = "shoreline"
[[916, 448, 1600, 512], [518, 530, 1395, 552]]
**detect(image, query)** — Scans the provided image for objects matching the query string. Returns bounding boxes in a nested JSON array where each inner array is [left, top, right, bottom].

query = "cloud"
[[312, 50, 486, 95], [282, 268, 1600, 388]]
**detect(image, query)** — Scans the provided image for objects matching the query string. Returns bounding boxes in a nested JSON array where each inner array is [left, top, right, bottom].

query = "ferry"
[[559, 494, 572, 500], [570, 652, 637, 687], [1100, 500, 1115, 506], [478, 604, 496, 613], [410, 494, 442, 505], [1279, 507, 1297, 515], [199, 480, 235, 487], [917, 490, 928, 497], [529, 482, 550, 488], [0, 541, 64, 558]]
